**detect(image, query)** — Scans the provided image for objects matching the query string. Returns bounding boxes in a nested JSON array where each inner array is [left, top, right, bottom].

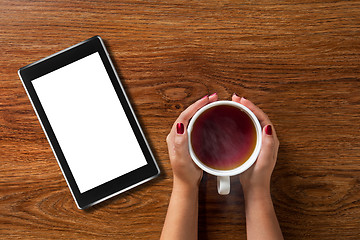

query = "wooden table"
[[1, 0, 359, 239]]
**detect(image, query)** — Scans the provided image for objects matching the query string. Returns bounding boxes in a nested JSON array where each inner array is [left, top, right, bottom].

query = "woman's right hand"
[[232, 95, 280, 195]]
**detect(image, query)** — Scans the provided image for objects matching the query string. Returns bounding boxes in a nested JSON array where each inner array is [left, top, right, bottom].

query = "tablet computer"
[[18, 36, 160, 209]]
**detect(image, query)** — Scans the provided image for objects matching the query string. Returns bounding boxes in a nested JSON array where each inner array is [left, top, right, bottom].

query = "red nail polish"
[[210, 92, 217, 97], [177, 123, 184, 134], [265, 125, 272, 135]]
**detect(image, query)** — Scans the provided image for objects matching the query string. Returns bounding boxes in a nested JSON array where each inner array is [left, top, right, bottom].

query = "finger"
[[232, 93, 241, 103], [174, 125, 189, 152], [173, 124, 200, 171], [176, 95, 210, 128], [167, 123, 187, 159], [169, 95, 210, 138], [257, 125, 278, 169], [209, 92, 218, 103], [172, 92, 217, 151], [239, 97, 278, 139], [240, 97, 272, 128]]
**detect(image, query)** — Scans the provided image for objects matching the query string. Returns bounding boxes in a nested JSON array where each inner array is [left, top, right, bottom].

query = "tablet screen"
[[32, 52, 147, 193]]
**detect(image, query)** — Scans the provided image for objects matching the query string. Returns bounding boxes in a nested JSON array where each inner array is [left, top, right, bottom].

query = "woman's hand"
[[232, 94, 280, 194], [232, 95, 283, 240], [166, 93, 218, 189], [161, 93, 218, 240]]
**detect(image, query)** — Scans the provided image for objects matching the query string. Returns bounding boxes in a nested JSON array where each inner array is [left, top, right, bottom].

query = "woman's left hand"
[[166, 93, 218, 189]]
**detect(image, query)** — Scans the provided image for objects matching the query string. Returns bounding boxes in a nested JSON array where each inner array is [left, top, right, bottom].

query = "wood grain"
[[1, 0, 360, 239]]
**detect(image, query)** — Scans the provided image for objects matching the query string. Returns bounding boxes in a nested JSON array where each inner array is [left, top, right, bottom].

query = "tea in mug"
[[190, 105, 257, 170]]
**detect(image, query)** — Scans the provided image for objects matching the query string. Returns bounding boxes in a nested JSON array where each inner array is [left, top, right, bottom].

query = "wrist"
[[242, 185, 271, 201], [173, 177, 200, 194]]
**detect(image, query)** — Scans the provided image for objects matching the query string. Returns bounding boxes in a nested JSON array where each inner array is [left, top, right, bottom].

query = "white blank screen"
[[32, 52, 147, 193]]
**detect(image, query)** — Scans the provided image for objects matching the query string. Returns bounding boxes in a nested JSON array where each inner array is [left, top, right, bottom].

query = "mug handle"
[[217, 176, 230, 195]]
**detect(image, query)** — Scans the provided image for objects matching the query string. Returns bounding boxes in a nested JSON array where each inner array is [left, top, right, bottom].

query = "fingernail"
[[201, 95, 209, 100], [233, 93, 238, 97], [210, 92, 217, 97], [265, 125, 272, 135], [177, 123, 184, 134]]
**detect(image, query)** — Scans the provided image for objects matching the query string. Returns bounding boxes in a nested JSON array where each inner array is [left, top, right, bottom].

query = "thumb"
[[257, 125, 277, 169], [173, 122, 189, 156]]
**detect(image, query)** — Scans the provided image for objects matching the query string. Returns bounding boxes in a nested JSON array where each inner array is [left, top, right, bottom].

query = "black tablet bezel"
[[18, 36, 160, 209]]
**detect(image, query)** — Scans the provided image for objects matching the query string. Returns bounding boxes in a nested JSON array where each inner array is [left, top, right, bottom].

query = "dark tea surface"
[[191, 105, 257, 170]]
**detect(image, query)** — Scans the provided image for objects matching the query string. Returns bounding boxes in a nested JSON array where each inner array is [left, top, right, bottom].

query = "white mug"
[[187, 100, 262, 195]]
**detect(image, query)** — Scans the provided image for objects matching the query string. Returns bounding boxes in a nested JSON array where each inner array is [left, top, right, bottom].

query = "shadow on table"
[[198, 173, 246, 239]]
